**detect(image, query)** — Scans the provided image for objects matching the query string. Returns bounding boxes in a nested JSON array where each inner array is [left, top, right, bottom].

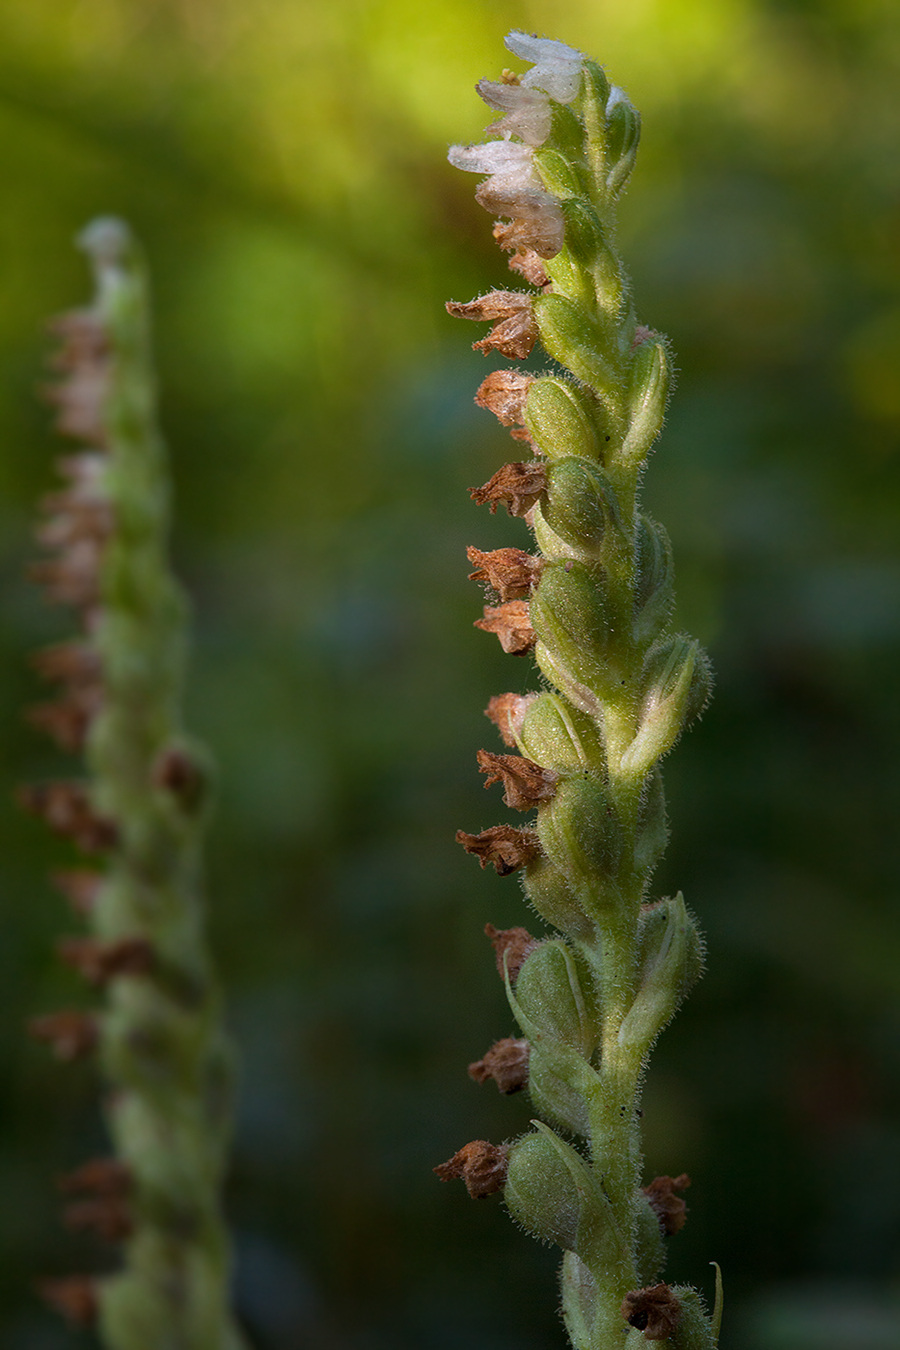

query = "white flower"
[[504, 31, 584, 104], [447, 136, 564, 258], [476, 80, 551, 148], [447, 139, 535, 176]]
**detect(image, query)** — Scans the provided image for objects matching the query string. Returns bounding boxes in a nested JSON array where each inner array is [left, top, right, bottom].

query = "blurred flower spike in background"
[[1, 3, 900, 1349]]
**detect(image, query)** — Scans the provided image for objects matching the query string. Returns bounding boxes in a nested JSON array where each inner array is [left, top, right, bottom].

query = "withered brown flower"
[[17, 781, 117, 853], [484, 923, 538, 981], [28, 1010, 99, 1061], [474, 601, 536, 655], [446, 291, 538, 359], [643, 1172, 691, 1236], [485, 692, 535, 747], [456, 824, 540, 876], [51, 869, 103, 915], [38, 1277, 99, 1326], [469, 461, 547, 517], [467, 546, 543, 601], [57, 936, 155, 986], [63, 1196, 133, 1243], [475, 370, 534, 429], [503, 241, 550, 288], [59, 1157, 132, 1198], [468, 1037, 530, 1094], [620, 1284, 682, 1341], [476, 749, 558, 811], [434, 1140, 509, 1199]]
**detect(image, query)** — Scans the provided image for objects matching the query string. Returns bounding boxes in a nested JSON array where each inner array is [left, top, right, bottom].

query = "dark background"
[[1, 2, 899, 1347]]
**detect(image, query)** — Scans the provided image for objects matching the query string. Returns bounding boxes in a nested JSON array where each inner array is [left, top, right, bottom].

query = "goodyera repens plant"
[[21, 220, 246, 1350], [435, 33, 722, 1350]]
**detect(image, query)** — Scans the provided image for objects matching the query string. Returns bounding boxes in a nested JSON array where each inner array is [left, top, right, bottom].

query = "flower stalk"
[[439, 34, 719, 1349], [23, 219, 246, 1350]]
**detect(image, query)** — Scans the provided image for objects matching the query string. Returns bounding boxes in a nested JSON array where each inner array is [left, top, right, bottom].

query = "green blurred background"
[[1, 1, 899, 1346]]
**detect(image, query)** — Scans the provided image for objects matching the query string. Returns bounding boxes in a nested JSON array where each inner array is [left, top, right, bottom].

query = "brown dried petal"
[[476, 750, 558, 811], [18, 781, 117, 852], [57, 936, 155, 986], [491, 210, 565, 260], [456, 825, 540, 877], [28, 540, 104, 610], [446, 291, 538, 360], [28, 685, 103, 753], [620, 1285, 682, 1341], [39, 1276, 99, 1326], [59, 1157, 132, 1198], [28, 1010, 99, 1061], [45, 310, 112, 448], [469, 461, 547, 518], [63, 1197, 133, 1243], [52, 869, 103, 916], [485, 692, 535, 747], [475, 601, 536, 655], [467, 546, 543, 601], [503, 242, 551, 288], [484, 923, 538, 982], [643, 1173, 691, 1236], [468, 1037, 529, 1094], [31, 641, 102, 687], [474, 180, 565, 259], [475, 370, 534, 427], [434, 1140, 509, 1199]]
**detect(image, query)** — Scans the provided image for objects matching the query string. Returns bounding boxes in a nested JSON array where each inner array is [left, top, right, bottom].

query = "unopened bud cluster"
[[437, 33, 720, 1350], [22, 221, 245, 1350]]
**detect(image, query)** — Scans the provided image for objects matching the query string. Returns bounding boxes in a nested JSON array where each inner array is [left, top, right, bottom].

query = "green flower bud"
[[537, 774, 624, 904], [525, 377, 605, 463], [619, 636, 711, 780], [633, 515, 675, 646], [621, 339, 669, 466], [634, 768, 668, 874], [541, 458, 624, 556], [534, 293, 617, 393], [505, 1130, 581, 1248], [530, 560, 619, 698], [517, 693, 605, 773], [606, 95, 641, 195], [527, 1039, 592, 1136], [507, 1123, 619, 1266], [579, 62, 611, 179], [617, 894, 703, 1053]]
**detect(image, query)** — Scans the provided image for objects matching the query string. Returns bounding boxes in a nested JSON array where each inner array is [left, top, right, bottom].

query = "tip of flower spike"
[[77, 217, 131, 267], [503, 31, 584, 103]]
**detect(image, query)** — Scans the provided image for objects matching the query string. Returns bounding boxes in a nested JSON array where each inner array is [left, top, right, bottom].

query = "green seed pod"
[[621, 339, 669, 465], [620, 636, 711, 780], [534, 293, 617, 394], [530, 560, 619, 698], [517, 693, 606, 773], [633, 515, 675, 646], [606, 96, 641, 196], [617, 894, 703, 1053], [537, 774, 624, 905], [505, 1130, 581, 1249], [541, 458, 623, 555], [634, 1192, 667, 1285], [634, 768, 668, 874], [525, 378, 604, 464], [522, 855, 595, 938], [515, 939, 599, 1052]]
